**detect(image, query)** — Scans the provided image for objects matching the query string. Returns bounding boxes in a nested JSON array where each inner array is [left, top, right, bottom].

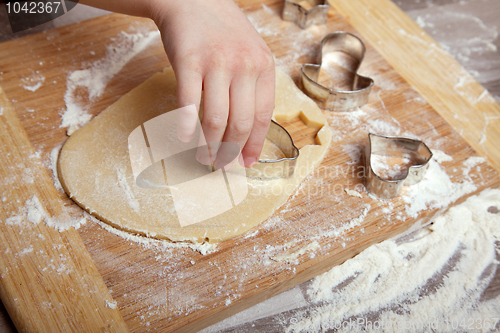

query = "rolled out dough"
[[58, 68, 332, 243]]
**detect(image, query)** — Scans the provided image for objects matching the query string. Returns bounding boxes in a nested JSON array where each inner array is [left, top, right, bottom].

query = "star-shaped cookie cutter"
[[301, 31, 374, 111], [282, 0, 330, 29], [366, 133, 433, 200]]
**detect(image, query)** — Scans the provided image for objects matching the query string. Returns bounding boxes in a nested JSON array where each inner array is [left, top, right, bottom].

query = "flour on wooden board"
[[345, 188, 363, 198], [272, 241, 320, 262], [246, 5, 329, 75], [50, 145, 63, 191], [402, 150, 479, 218], [84, 213, 217, 255], [5, 195, 87, 231], [60, 30, 160, 135], [21, 74, 45, 92]]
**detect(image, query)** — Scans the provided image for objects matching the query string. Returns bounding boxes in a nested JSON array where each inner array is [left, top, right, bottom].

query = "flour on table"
[[407, 4, 500, 103], [286, 188, 500, 333], [60, 30, 160, 135]]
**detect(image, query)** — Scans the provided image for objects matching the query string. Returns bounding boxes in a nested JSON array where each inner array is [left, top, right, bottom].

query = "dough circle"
[[58, 68, 332, 243]]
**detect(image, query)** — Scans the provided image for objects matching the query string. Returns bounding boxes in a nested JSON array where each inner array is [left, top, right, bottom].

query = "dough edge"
[[58, 67, 332, 244]]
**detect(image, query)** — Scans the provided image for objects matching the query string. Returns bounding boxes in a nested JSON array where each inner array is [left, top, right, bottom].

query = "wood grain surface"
[[0, 0, 499, 332], [0, 89, 129, 332]]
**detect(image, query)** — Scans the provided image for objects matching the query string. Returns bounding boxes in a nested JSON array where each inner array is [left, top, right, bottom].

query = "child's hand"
[[82, 0, 276, 168], [153, 0, 275, 168]]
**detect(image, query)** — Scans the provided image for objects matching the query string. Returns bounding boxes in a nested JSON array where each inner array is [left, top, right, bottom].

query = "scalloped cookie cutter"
[[247, 120, 299, 180], [282, 0, 330, 29], [301, 31, 374, 111], [366, 133, 433, 200]]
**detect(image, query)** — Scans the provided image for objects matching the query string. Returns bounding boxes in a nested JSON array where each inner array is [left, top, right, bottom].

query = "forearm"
[[79, 0, 157, 20]]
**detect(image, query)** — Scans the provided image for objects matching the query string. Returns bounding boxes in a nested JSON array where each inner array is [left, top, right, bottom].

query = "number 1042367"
[[6, 2, 62, 14]]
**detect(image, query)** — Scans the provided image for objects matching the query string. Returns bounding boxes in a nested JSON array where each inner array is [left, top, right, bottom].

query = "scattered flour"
[[345, 189, 363, 198], [60, 30, 161, 135], [116, 168, 141, 215], [431, 149, 453, 163], [3, 195, 87, 231], [246, 5, 329, 75], [106, 299, 118, 309], [366, 118, 401, 136], [462, 156, 486, 177], [320, 204, 371, 238], [408, 5, 500, 103], [26, 196, 48, 224], [18, 246, 34, 255], [287, 188, 500, 333], [50, 145, 63, 191], [402, 152, 478, 218], [22, 74, 45, 92], [0, 106, 3, 116], [272, 241, 320, 262], [84, 213, 217, 255], [341, 144, 363, 165]]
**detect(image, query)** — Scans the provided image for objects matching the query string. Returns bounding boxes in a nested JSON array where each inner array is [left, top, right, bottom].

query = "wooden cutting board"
[[1, 0, 500, 332]]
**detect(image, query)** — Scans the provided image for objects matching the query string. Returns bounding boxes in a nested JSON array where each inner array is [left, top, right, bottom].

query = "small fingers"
[[215, 75, 256, 169], [176, 68, 202, 142], [176, 104, 199, 143], [241, 66, 275, 167], [197, 73, 230, 165]]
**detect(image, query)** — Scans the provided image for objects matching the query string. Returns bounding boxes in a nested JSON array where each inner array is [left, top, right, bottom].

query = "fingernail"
[[196, 152, 212, 165], [178, 134, 193, 143], [244, 157, 257, 168]]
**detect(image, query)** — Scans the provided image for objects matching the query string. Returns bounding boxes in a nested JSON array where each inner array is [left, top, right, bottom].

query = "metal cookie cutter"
[[366, 133, 433, 200], [301, 31, 374, 111], [282, 0, 330, 29], [246, 120, 299, 180]]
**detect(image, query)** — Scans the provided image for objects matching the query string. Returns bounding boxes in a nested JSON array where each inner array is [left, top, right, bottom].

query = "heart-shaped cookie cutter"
[[301, 31, 374, 111], [247, 120, 299, 180], [282, 0, 330, 29], [366, 133, 433, 200]]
